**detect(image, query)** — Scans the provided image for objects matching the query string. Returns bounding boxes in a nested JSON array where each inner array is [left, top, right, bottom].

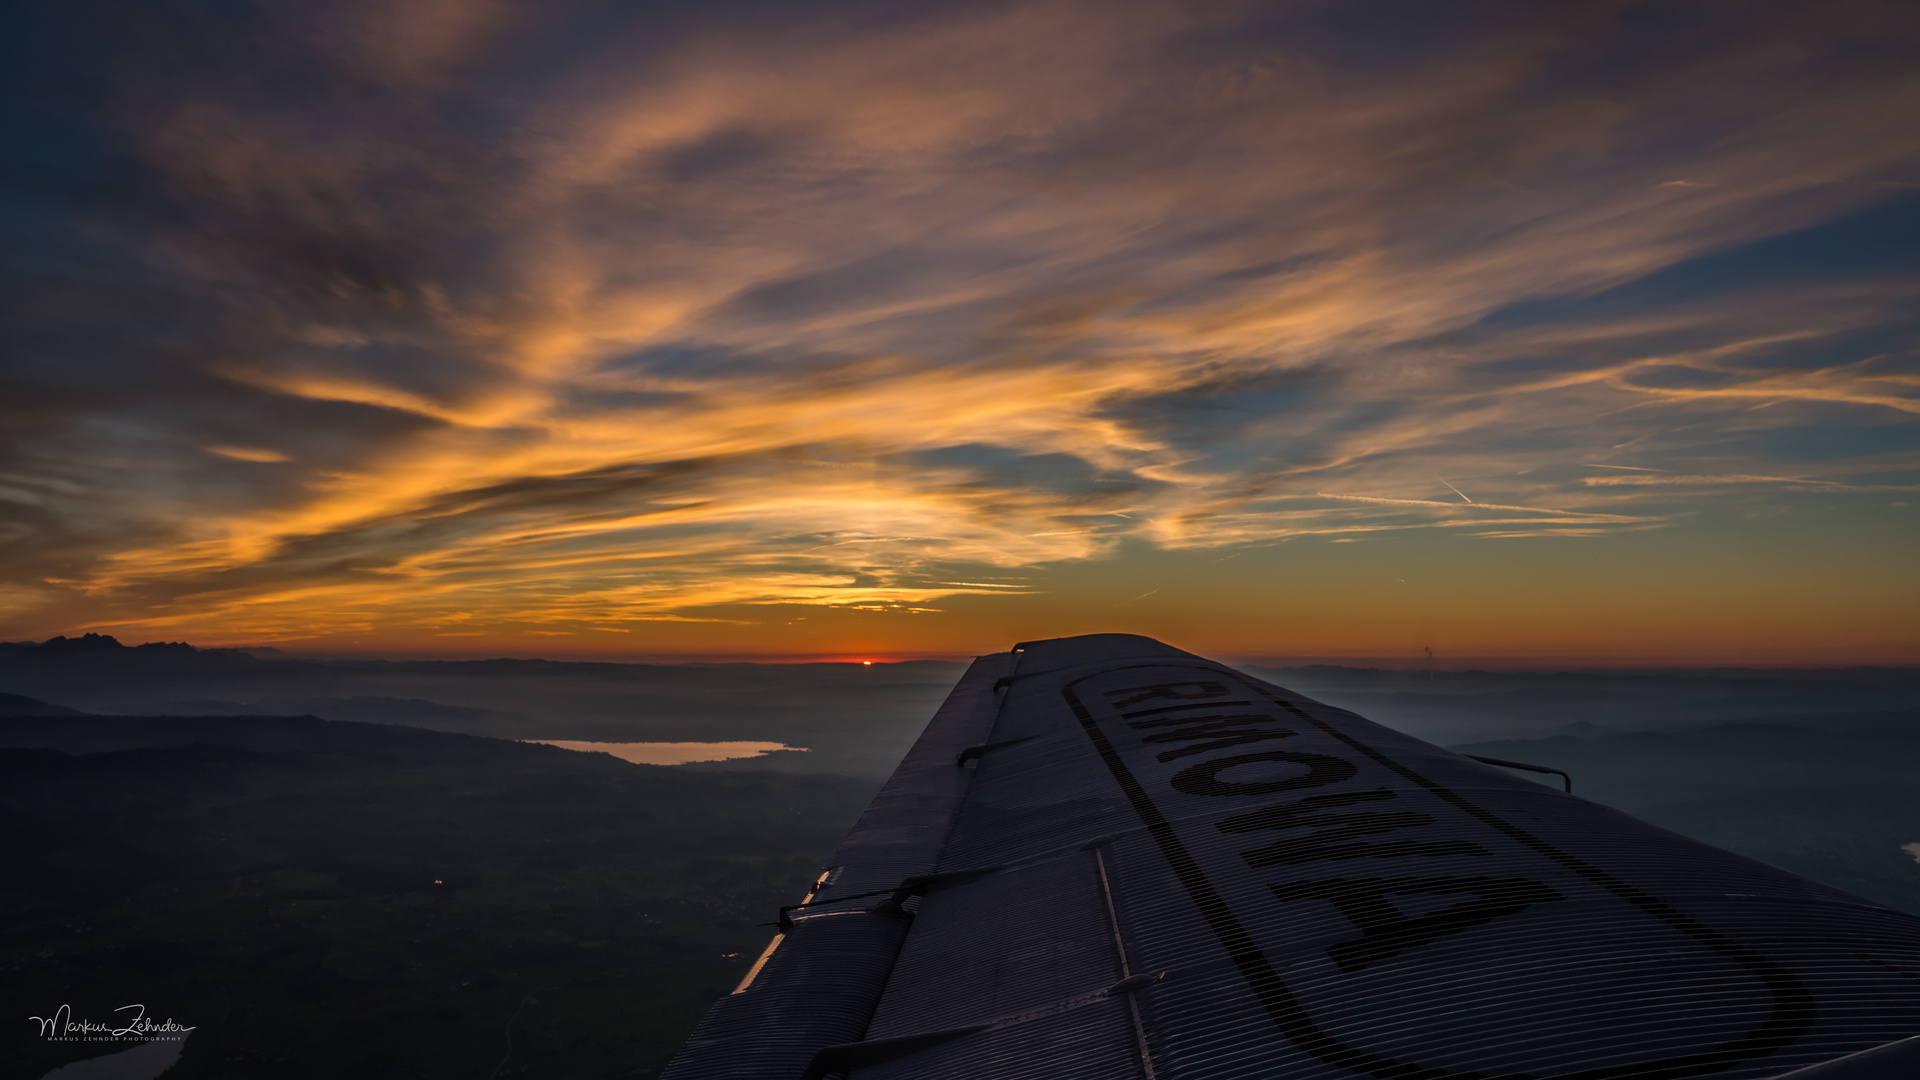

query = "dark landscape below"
[[3, 637, 1918, 1078], [2, 715, 877, 1079]]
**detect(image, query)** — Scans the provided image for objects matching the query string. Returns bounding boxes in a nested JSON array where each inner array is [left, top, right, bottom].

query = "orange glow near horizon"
[[2, 2, 1916, 667], [109, 519, 1917, 667]]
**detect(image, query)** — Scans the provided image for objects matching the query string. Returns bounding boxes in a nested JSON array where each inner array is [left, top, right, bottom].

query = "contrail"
[[1436, 476, 1474, 504]]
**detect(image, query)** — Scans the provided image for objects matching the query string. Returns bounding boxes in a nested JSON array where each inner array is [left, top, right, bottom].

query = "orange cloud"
[[3, 0, 1916, 659]]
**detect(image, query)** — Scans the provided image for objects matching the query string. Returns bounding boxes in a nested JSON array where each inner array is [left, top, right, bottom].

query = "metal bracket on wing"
[[955, 735, 1038, 767], [768, 865, 1007, 930], [799, 1025, 991, 1080], [1102, 971, 1171, 996], [866, 864, 1007, 919], [796, 971, 1173, 1080], [1464, 754, 1574, 794]]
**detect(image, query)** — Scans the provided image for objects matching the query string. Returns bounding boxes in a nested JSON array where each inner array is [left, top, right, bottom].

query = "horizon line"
[[12, 634, 1913, 671]]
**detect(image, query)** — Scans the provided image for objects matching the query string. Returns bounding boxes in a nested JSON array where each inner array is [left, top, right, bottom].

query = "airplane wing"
[[662, 634, 1920, 1079]]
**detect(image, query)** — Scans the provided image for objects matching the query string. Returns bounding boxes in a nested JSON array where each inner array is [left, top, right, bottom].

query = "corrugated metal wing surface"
[[660, 653, 1012, 1079], [665, 635, 1920, 1080]]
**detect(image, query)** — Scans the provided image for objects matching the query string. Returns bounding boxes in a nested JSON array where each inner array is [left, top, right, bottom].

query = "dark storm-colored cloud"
[[0, 0, 1915, 640]]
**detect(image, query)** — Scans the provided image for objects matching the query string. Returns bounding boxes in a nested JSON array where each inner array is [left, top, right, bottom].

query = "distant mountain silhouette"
[[0, 692, 87, 716], [149, 695, 526, 727], [33, 632, 197, 653], [0, 713, 574, 760]]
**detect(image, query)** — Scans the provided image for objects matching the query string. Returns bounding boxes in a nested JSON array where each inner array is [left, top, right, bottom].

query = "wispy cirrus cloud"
[[1, 0, 1916, 648]]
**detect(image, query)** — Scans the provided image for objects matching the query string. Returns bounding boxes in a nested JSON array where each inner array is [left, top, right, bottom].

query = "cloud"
[[204, 445, 293, 463], [1, 0, 1917, 643], [1583, 474, 1920, 491]]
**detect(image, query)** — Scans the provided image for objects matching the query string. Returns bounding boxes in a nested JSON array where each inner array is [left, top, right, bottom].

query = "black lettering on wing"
[[1134, 715, 1299, 762], [1171, 751, 1357, 797], [1218, 790, 1489, 866], [1128, 712, 1275, 731], [1105, 681, 1231, 709], [1121, 700, 1253, 720], [1268, 876, 1565, 973]]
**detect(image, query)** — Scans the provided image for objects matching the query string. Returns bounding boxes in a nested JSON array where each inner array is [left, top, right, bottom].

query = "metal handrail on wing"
[[1463, 754, 1574, 793], [955, 735, 1037, 766], [765, 865, 1007, 931]]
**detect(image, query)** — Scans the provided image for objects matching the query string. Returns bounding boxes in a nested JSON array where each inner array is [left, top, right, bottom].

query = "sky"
[[1, 0, 1916, 664]]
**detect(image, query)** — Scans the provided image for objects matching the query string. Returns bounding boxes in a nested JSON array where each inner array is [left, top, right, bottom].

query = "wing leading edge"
[[662, 634, 1920, 1079]]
